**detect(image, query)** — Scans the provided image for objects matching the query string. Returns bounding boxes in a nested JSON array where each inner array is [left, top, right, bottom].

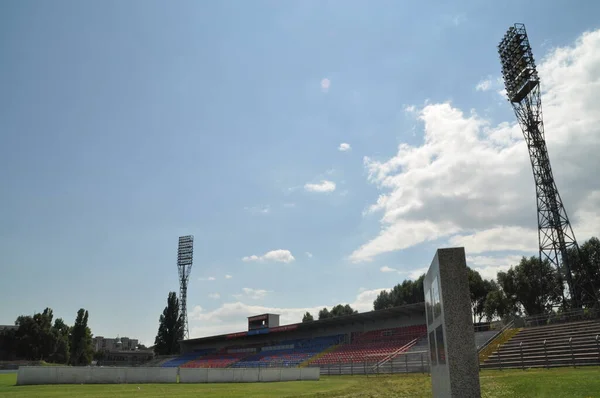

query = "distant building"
[[93, 336, 139, 352], [0, 325, 18, 332]]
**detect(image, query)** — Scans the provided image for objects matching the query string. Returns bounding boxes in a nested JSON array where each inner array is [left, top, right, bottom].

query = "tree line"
[[0, 290, 184, 363], [0, 308, 93, 365], [302, 304, 358, 323], [301, 236, 600, 322]]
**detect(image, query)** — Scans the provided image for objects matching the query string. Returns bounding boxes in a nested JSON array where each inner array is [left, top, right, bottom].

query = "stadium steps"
[[478, 327, 521, 363], [299, 343, 342, 368], [481, 320, 600, 370]]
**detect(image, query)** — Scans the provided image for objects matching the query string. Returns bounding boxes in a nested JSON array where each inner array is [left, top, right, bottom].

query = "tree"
[[373, 274, 425, 310], [568, 237, 600, 307], [70, 309, 93, 365], [483, 281, 511, 321], [13, 308, 56, 361], [318, 305, 357, 320], [318, 308, 331, 320], [301, 312, 314, 322], [0, 328, 17, 360], [497, 256, 562, 316], [14, 315, 41, 360], [154, 292, 184, 355], [49, 318, 70, 364], [467, 268, 496, 323], [330, 304, 358, 317]]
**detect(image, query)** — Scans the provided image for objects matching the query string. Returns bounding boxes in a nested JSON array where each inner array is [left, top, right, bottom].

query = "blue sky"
[[2, 1, 600, 345]]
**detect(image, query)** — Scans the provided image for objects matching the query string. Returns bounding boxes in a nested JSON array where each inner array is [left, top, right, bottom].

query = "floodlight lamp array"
[[177, 235, 194, 268], [498, 24, 539, 102]]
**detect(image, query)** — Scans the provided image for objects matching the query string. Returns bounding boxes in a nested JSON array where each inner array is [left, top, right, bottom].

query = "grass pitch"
[[1, 367, 599, 397]]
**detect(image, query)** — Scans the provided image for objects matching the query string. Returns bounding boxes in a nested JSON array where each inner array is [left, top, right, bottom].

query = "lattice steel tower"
[[177, 235, 194, 339], [498, 24, 582, 307]]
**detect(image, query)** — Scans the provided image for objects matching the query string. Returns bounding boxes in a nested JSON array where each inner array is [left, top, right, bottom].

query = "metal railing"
[[488, 334, 600, 370], [523, 307, 600, 328], [306, 350, 430, 376], [478, 320, 515, 355]]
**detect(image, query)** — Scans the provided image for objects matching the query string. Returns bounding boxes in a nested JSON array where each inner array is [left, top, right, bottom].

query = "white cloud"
[[241, 288, 270, 300], [451, 14, 466, 26], [467, 254, 524, 281], [305, 252, 313, 258], [304, 180, 336, 193], [476, 78, 492, 91], [244, 205, 270, 215], [338, 142, 351, 152], [321, 78, 331, 93], [379, 265, 427, 280], [208, 293, 221, 299], [282, 203, 296, 208], [199, 276, 216, 281], [189, 288, 387, 338], [225, 274, 233, 279], [448, 226, 538, 254], [351, 29, 600, 263], [242, 249, 295, 264]]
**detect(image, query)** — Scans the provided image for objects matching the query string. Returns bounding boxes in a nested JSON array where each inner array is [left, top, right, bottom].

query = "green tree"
[[14, 315, 39, 360], [373, 274, 425, 310], [0, 328, 17, 360], [301, 312, 314, 322], [483, 281, 511, 321], [49, 318, 70, 364], [70, 309, 93, 365], [317, 305, 357, 320], [154, 292, 184, 355], [13, 308, 56, 361], [568, 237, 600, 307], [497, 256, 562, 316], [467, 268, 496, 323], [318, 308, 331, 320], [330, 304, 358, 317]]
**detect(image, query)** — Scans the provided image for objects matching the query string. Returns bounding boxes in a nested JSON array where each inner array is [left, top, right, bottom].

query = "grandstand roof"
[[182, 302, 425, 344]]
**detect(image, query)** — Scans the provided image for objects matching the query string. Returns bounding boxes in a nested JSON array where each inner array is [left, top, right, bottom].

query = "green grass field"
[[0, 367, 599, 397]]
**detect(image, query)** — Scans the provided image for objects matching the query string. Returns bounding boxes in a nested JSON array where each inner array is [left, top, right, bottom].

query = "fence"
[[306, 350, 430, 376], [490, 335, 600, 370], [523, 307, 600, 328]]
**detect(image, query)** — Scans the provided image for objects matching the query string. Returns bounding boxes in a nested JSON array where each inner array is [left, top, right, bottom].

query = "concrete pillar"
[[424, 247, 481, 398]]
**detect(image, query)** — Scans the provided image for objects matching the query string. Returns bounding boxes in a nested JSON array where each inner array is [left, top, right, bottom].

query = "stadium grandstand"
[[151, 302, 502, 374]]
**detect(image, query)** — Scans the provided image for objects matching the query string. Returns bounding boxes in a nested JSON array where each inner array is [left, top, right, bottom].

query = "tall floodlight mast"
[[498, 23, 581, 308], [177, 235, 194, 339]]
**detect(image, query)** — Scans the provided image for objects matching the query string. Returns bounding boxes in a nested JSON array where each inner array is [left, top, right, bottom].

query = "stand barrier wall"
[[17, 366, 177, 385], [17, 366, 320, 385], [179, 367, 319, 383]]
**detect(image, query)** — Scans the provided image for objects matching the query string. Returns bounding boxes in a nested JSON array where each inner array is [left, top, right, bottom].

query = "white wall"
[[17, 366, 320, 385], [17, 366, 177, 385], [179, 367, 320, 383]]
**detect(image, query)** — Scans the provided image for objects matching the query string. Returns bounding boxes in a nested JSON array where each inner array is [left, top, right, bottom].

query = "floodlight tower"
[[177, 235, 194, 339], [498, 23, 581, 308]]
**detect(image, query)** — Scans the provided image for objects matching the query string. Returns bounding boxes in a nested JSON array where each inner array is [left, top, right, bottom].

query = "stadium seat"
[[161, 348, 214, 368], [312, 325, 427, 365], [231, 335, 345, 368]]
